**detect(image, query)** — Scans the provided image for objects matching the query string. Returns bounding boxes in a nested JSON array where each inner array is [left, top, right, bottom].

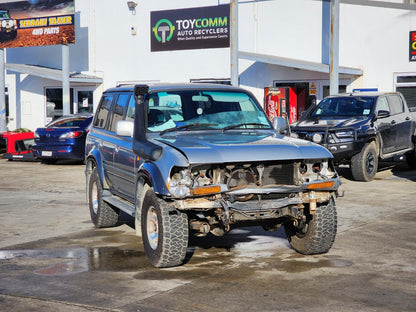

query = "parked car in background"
[[32, 114, 93, 163], [290, 91, 416, 181], [0, 129, 34, 160]]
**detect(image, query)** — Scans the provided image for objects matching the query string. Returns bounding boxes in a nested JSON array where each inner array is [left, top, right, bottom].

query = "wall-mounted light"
[[127, 1, 137, 15]]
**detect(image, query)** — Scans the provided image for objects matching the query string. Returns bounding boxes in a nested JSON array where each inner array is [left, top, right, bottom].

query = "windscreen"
[[311, 96, 375, 117], [146, 90, 271, 132], [0, 12, 10, 19]]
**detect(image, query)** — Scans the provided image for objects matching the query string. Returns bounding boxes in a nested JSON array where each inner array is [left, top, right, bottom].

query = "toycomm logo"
[[151, 4, 230, 52], [152, 19, 175, 43]]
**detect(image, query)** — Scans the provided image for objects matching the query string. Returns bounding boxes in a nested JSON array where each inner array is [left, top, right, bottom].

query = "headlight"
[[312, 133, 323, 143], [169, 168, 192, 197], [290, 132, 299, 139], [34, 132, 40, 139], [1, 20, 6, 27], [335, 130, 354, 139]]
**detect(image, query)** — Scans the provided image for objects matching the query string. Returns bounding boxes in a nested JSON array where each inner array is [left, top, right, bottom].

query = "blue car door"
[[109, 94, 137, 202]]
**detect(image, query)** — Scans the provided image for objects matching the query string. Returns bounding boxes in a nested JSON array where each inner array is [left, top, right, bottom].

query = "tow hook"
[[309, 191, 317, 214], [220, 199, 231, 231], [336, 188, 345, 198]]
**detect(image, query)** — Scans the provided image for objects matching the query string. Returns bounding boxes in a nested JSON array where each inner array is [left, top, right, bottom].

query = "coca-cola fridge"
[[264, 87, 298, 124]]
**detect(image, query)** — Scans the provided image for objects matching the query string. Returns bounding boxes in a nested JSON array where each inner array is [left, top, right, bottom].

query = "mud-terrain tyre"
[[284, 198, 337, 255], [141, 189, 189, 268], [88, 167, 119, 228], [351, 142, 378, 181], [406, 148, 416, 169]]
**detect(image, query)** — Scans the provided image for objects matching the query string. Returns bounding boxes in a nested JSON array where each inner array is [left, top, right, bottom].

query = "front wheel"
[[88, 167, 119, 228], [141, 189, 189, 268], [351, 142, 378, 181], [284, 198, 337, 255]]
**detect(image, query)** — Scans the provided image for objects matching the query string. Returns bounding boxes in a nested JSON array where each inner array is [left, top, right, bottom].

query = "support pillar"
[[62, 44, 70, 115], [330, 0, 340, 95]]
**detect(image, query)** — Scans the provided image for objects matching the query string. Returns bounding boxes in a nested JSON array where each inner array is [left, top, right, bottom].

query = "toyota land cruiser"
[[85, 83, 341, 268]]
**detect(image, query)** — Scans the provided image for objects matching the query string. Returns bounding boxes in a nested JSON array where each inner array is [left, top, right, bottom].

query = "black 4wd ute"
[[85, 83, 341, 268], [291, 92, 416, 181]]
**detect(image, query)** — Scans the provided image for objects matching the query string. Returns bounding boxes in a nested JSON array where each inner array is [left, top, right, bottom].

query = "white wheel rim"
[[147, 207, 158, 250], [92, 181, 98, 214]]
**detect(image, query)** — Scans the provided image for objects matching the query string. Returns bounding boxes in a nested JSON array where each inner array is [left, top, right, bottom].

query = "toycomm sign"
[[0, 0, 74, 48], [151, 4, 230, 52]]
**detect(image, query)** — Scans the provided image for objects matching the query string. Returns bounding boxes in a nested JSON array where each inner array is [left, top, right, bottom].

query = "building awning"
[[239, 51, 363, 76], [5, 63, 103, 84]]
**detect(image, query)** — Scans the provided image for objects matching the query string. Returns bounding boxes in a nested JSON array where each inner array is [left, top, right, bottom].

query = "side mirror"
[[116, 120, 134, 137], [376, 110, 390, 119], [273, 117, 288, 134]]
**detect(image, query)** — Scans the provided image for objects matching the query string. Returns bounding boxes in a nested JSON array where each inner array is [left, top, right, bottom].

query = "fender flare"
[[134, 164, 169, 230], [137, 162, 169, 195], [85, 148, 108, 201]]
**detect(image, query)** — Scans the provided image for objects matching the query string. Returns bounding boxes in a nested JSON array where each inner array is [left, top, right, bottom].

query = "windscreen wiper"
[[222, 123, 270, 132], [160, 123, 218, 135]]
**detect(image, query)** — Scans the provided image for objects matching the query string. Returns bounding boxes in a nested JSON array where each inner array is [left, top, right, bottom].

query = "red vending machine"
[[264, 87, 298, 124]]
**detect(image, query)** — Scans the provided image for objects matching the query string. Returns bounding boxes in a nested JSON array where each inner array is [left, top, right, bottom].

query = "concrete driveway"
[[0, 158, 415, 312]]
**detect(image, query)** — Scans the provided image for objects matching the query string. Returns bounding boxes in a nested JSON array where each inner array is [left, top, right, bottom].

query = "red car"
[[0, 130, 35, 160]]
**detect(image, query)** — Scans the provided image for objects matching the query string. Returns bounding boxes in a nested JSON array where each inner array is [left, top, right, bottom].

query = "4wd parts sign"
[[0, 0, 74, 48], [151, 5, 230, 52]]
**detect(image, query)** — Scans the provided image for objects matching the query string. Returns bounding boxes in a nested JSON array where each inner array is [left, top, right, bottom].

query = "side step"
[[382, 147, 413, 159], [103, 195, 135, 217]]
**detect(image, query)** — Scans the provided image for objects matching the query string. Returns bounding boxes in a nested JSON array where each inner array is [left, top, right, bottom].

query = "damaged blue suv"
[[85, 83, 341, 268]]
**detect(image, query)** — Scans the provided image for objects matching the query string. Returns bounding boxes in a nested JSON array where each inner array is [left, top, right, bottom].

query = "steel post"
[[330, 0, 340, 95], [62, 44, 70, 116], [230, 0, 239, 87], [0, 49, 6, 132]]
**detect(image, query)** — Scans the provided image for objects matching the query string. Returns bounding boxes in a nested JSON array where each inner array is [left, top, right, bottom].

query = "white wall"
[[340, 4, 416, 91], [5, 0, 416, 129]]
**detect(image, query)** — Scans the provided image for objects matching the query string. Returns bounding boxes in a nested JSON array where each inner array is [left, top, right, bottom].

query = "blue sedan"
[[32, 114, 93, 163]]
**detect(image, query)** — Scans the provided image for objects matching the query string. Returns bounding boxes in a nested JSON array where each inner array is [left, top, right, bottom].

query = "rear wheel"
[[284, 198, 337, 255], [141, 189, 189, 268], [406, 148, 416, 169], [88, 167, 119, 228], [351, 142, 378, 181]]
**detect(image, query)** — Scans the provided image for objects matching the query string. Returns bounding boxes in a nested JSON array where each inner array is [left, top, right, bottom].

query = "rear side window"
[[48, 116, 91, 128], [388, 95, 404, 115], [94, 95, 113, 129], [376, 97, 390, 113], [109, 94, 130, 132]]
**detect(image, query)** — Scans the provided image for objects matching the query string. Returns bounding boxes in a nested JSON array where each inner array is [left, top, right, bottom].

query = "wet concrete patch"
[[0, 225, 353, 280]]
